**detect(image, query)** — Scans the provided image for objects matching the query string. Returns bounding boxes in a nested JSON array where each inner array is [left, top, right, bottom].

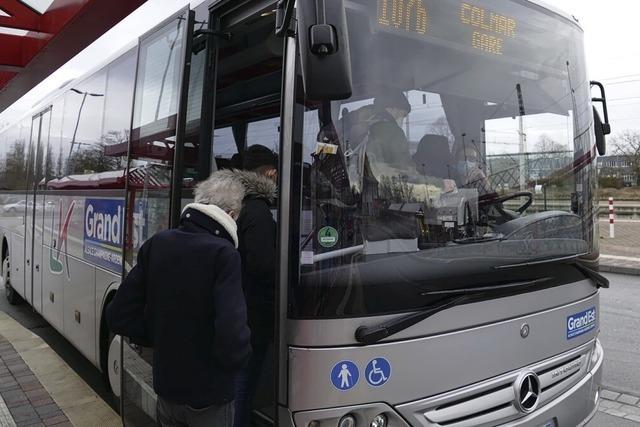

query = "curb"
[[599, 264, 640, 276]]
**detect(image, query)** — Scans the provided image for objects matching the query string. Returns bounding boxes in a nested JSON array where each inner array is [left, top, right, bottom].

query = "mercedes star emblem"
[[514, 371, 541, 414]]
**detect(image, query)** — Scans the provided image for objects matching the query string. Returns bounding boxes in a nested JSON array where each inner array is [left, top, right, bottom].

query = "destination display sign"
[[374, 0, 572, 65]]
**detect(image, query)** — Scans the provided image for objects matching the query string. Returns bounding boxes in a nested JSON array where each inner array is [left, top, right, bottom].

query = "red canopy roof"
[[0, 0, 146, 112]]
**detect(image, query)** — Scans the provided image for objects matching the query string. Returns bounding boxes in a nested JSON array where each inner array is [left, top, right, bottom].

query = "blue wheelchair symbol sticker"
[[365, 358, 391, 387], [330, 360, 359, 391]]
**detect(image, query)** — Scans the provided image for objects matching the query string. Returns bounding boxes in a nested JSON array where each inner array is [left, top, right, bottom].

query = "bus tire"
[[105, 332, 122, 398], [100, 298, 121, 400], [2, 256, 21, 305]]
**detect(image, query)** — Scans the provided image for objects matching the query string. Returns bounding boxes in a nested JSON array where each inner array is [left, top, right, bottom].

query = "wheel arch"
[[98, 281, 120, 373]]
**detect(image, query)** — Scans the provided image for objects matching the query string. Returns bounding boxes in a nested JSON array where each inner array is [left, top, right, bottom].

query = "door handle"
[[35, 265, 39, 272], [26, 259, 30, 266]]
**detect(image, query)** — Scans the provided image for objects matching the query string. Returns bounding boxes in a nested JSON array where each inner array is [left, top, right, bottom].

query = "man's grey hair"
[[194, 170, 245, 213]]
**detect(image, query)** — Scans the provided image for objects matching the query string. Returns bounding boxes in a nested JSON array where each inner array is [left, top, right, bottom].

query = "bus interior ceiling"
[[213, 6, 283, 164]]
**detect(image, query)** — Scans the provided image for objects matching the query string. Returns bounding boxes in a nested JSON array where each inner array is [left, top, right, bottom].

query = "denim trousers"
[[233, 333, 270, 427]]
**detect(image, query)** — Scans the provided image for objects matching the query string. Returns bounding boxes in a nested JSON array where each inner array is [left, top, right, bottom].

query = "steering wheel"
[[480, 191, 533, 220]]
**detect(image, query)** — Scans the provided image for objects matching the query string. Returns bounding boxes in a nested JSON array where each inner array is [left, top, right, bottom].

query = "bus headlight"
[[587, 340, 602, 371], [339, 414, 357, 427], [370, 414, 387, 427]]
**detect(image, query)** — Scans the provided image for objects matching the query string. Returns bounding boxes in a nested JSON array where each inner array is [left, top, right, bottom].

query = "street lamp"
[[67, 88, 104, 172]]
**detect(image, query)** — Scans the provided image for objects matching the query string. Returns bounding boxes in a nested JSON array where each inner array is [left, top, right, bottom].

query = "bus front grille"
[[396, 341, 594, 427]]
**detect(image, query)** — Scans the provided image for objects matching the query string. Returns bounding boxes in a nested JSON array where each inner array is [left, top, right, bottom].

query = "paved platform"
[[599, 219, 640, 276], [599, 389, 640, 424], [0, 312, 120, 426]]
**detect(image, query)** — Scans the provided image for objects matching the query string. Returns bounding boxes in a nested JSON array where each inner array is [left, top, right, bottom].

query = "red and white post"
[[609, 197, 615, 238]]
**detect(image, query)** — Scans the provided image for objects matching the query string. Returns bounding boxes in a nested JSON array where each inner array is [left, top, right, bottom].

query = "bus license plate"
[[540, 420, 556, 427]]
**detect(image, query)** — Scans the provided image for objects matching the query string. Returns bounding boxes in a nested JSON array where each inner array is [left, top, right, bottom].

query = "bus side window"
[[212, 127, 238, 170], [247, 117, 280, 155]]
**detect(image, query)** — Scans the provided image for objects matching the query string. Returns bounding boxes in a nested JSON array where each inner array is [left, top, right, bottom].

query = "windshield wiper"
[[494, 253, 588, 269], [573, 262, 610, 288], [354, 277, 553, 345], [495, 253, 609, 288]]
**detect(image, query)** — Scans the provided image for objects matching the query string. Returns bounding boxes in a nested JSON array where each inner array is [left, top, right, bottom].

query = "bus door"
[[207, 2, 286, 424], [25, 107, 51, 310], [119, 7, 195, 425]]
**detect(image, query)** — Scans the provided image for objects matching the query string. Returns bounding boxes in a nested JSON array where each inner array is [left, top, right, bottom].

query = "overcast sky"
[[1, 0, 639, 137]]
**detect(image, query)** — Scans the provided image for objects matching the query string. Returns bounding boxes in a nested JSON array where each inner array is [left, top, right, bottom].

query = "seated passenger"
[[453, 142, 494, 196]]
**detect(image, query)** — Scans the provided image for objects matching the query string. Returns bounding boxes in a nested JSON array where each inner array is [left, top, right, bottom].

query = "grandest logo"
[[566, 307, 597, 339], [84, 202, 123, 247], [83, 199, 125, 273], [567, 308, 596, 331], [49, 200, 75, 278]]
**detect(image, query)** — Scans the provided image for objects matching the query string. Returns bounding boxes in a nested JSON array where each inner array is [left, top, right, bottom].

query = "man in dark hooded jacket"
[[367, 91, 413, 170], [230, 145, 278, 427], [106, 171, 251, 427]]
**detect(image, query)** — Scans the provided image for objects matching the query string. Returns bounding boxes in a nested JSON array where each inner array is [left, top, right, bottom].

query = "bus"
[[0, 0, 613, 425]]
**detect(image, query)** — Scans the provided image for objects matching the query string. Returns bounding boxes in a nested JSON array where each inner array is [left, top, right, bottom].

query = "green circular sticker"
[[318, 226, 339, 248]]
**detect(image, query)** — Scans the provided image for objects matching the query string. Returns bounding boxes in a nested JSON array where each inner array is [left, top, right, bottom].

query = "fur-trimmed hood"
[[217, 169, 277, 203]]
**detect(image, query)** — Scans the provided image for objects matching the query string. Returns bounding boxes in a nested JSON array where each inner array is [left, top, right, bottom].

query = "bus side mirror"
[[593, 107, 607, 156], [590, 80, 611, 156], [297, 0, 353, 100]]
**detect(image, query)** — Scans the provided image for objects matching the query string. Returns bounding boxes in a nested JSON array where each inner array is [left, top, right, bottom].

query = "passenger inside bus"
[[340, 91, 413, 185], [233, 144, 278, 427], [452, 141, 494, 197]]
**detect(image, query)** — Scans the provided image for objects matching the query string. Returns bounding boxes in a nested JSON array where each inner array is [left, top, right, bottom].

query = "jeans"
[[233, 333, 270, 427], [157, 397, 234, 427]]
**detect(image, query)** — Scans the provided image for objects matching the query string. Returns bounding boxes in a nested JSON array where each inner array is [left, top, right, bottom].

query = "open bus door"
[[118, 7, 195, 425], [116, 0, 292, 424], [204, 2, 291, 424]]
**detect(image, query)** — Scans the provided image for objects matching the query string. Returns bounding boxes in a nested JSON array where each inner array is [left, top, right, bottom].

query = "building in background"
[[597, 155, 637, 187]]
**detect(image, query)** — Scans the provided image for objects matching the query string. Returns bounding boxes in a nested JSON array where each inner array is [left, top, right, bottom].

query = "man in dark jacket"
[[106, 171, 251, 427], [228, 145, 278, 427], [367, 91, 413, 175]]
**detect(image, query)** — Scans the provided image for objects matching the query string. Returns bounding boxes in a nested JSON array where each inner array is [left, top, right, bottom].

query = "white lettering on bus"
[[85, 203, 123, 246], [567, 309, 596, 331]]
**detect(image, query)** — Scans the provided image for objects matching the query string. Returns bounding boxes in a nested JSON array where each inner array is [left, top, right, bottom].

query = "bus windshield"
[[293, 0, 597, 318]]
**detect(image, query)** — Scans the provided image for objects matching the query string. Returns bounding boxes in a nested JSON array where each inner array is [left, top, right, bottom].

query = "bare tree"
[[2, 140, 27, 190], [429, 116, 454, 144], [379, 174, 416, 203], [535, 134, 566, 153], [612, 130, 640, 185]]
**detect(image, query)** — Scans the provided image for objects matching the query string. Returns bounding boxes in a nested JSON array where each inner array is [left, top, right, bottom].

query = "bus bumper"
[[292, 339, 604, 427]]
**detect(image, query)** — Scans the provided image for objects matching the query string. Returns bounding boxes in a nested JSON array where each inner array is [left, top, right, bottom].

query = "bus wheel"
[[106, 333, 122, 398], [2, 256, 21, 305]]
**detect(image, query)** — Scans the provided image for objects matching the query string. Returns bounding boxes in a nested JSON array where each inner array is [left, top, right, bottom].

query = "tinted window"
[[103, 50, 136, 152], [48, 68, 126, 190], [0, 119, 31, 191]]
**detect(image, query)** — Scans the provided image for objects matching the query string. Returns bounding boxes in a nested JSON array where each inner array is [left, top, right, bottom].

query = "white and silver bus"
[[0, 0, 613, 425]]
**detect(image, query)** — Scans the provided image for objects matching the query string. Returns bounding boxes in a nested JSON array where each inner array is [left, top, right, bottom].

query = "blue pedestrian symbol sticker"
[[365, 358, 391, 387], [330, 360, 359, 391]]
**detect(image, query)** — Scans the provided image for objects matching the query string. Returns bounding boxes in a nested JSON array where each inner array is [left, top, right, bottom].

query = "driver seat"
[[412, 134, 452, 179]]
